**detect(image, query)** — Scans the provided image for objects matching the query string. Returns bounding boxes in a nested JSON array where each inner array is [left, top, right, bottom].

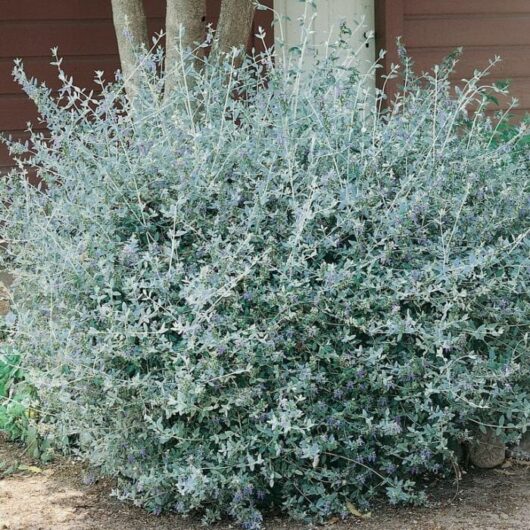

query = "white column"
[[274, 0, 375, 76]]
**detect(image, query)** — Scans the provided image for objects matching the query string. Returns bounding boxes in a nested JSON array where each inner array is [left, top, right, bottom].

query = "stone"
[[469, 428, 506, 469]]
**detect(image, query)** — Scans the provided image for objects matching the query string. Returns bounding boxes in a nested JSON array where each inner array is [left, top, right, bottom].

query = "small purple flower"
[[333, 389, 344, 399], [384, 463, 397, 474], [420, 449, 432, 461], [127, 454, 135, 464], [242, 511, 264, 530], [256, 490, 266, 501], [385, 380, 396, 390], [326, 417, 342, 428], [217, 346, 226, 355], [410, 270, 422, 281], [243, 484, 254, 496], [242, 291, 253, 301]]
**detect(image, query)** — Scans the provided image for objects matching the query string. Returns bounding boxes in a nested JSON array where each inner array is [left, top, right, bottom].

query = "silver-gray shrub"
[[1, 38, 529, 527]]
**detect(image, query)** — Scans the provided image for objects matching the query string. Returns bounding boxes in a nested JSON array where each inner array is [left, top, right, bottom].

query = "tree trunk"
[[215, 0, 256, 58], [165, 0, 206, 96], [111, 0, 149, 99]]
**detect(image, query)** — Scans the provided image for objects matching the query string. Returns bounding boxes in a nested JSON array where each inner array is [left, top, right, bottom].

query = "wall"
[[376, 0, 530, 116]]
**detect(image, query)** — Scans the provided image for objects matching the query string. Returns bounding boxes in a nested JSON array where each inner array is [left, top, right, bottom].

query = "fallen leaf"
[[493, 469, 515, 476], [346, 501, 371, 519], [17, 464, 43, 474], [512, 459, 530, 466]]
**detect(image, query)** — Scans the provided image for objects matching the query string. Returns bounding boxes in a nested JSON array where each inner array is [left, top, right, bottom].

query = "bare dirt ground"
[[0, 436, 529, 530]]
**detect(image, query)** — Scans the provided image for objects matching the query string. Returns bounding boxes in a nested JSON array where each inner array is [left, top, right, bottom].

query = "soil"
[[0, 436, 529, 530]]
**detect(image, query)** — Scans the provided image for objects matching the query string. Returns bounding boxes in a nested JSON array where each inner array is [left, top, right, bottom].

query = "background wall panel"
[[376, 0, 530, 116]]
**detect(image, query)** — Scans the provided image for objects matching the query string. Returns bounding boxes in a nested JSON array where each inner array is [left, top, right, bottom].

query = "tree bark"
[[165, 0, 206, 95], [111, 0, 149, 99], [215, 0, 256, 58]]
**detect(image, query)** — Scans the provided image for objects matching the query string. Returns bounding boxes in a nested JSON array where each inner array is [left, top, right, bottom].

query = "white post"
[[275, 0, 375, 76]]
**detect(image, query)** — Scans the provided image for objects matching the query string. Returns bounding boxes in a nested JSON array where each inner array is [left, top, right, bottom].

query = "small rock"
[[469, 428, 506, 468]]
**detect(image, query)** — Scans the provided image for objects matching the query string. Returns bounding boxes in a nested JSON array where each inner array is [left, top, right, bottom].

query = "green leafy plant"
[[0, 32, 528, 528], [0, 349, 32, 442], [480, 79, 530, 153], [0, 340, 51, 459], [490, 113, 530, 153]]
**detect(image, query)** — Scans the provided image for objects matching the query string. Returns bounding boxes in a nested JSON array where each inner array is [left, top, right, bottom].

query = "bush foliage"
[[1, 38, 529, 527]]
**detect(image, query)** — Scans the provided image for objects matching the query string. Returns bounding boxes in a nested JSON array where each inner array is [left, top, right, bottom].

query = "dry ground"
[[0, 436, 529, 530]]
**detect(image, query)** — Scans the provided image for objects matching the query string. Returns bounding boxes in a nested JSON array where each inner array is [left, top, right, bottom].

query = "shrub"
[[1, 39, 529, 527]]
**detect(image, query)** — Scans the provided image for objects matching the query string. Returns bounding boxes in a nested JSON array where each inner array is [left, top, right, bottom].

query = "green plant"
[[0, 345, 48, 458], [0, 348, 25, 436], [1, 310, 51, 459], [0, 34, 528, 528], [490, 113, 530, 155], [480, 79, 530, 155]]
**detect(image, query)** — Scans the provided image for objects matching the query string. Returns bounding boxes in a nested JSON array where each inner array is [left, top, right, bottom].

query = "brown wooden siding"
[[0, 0, 274, 170], [376, 0, 530, 117]]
